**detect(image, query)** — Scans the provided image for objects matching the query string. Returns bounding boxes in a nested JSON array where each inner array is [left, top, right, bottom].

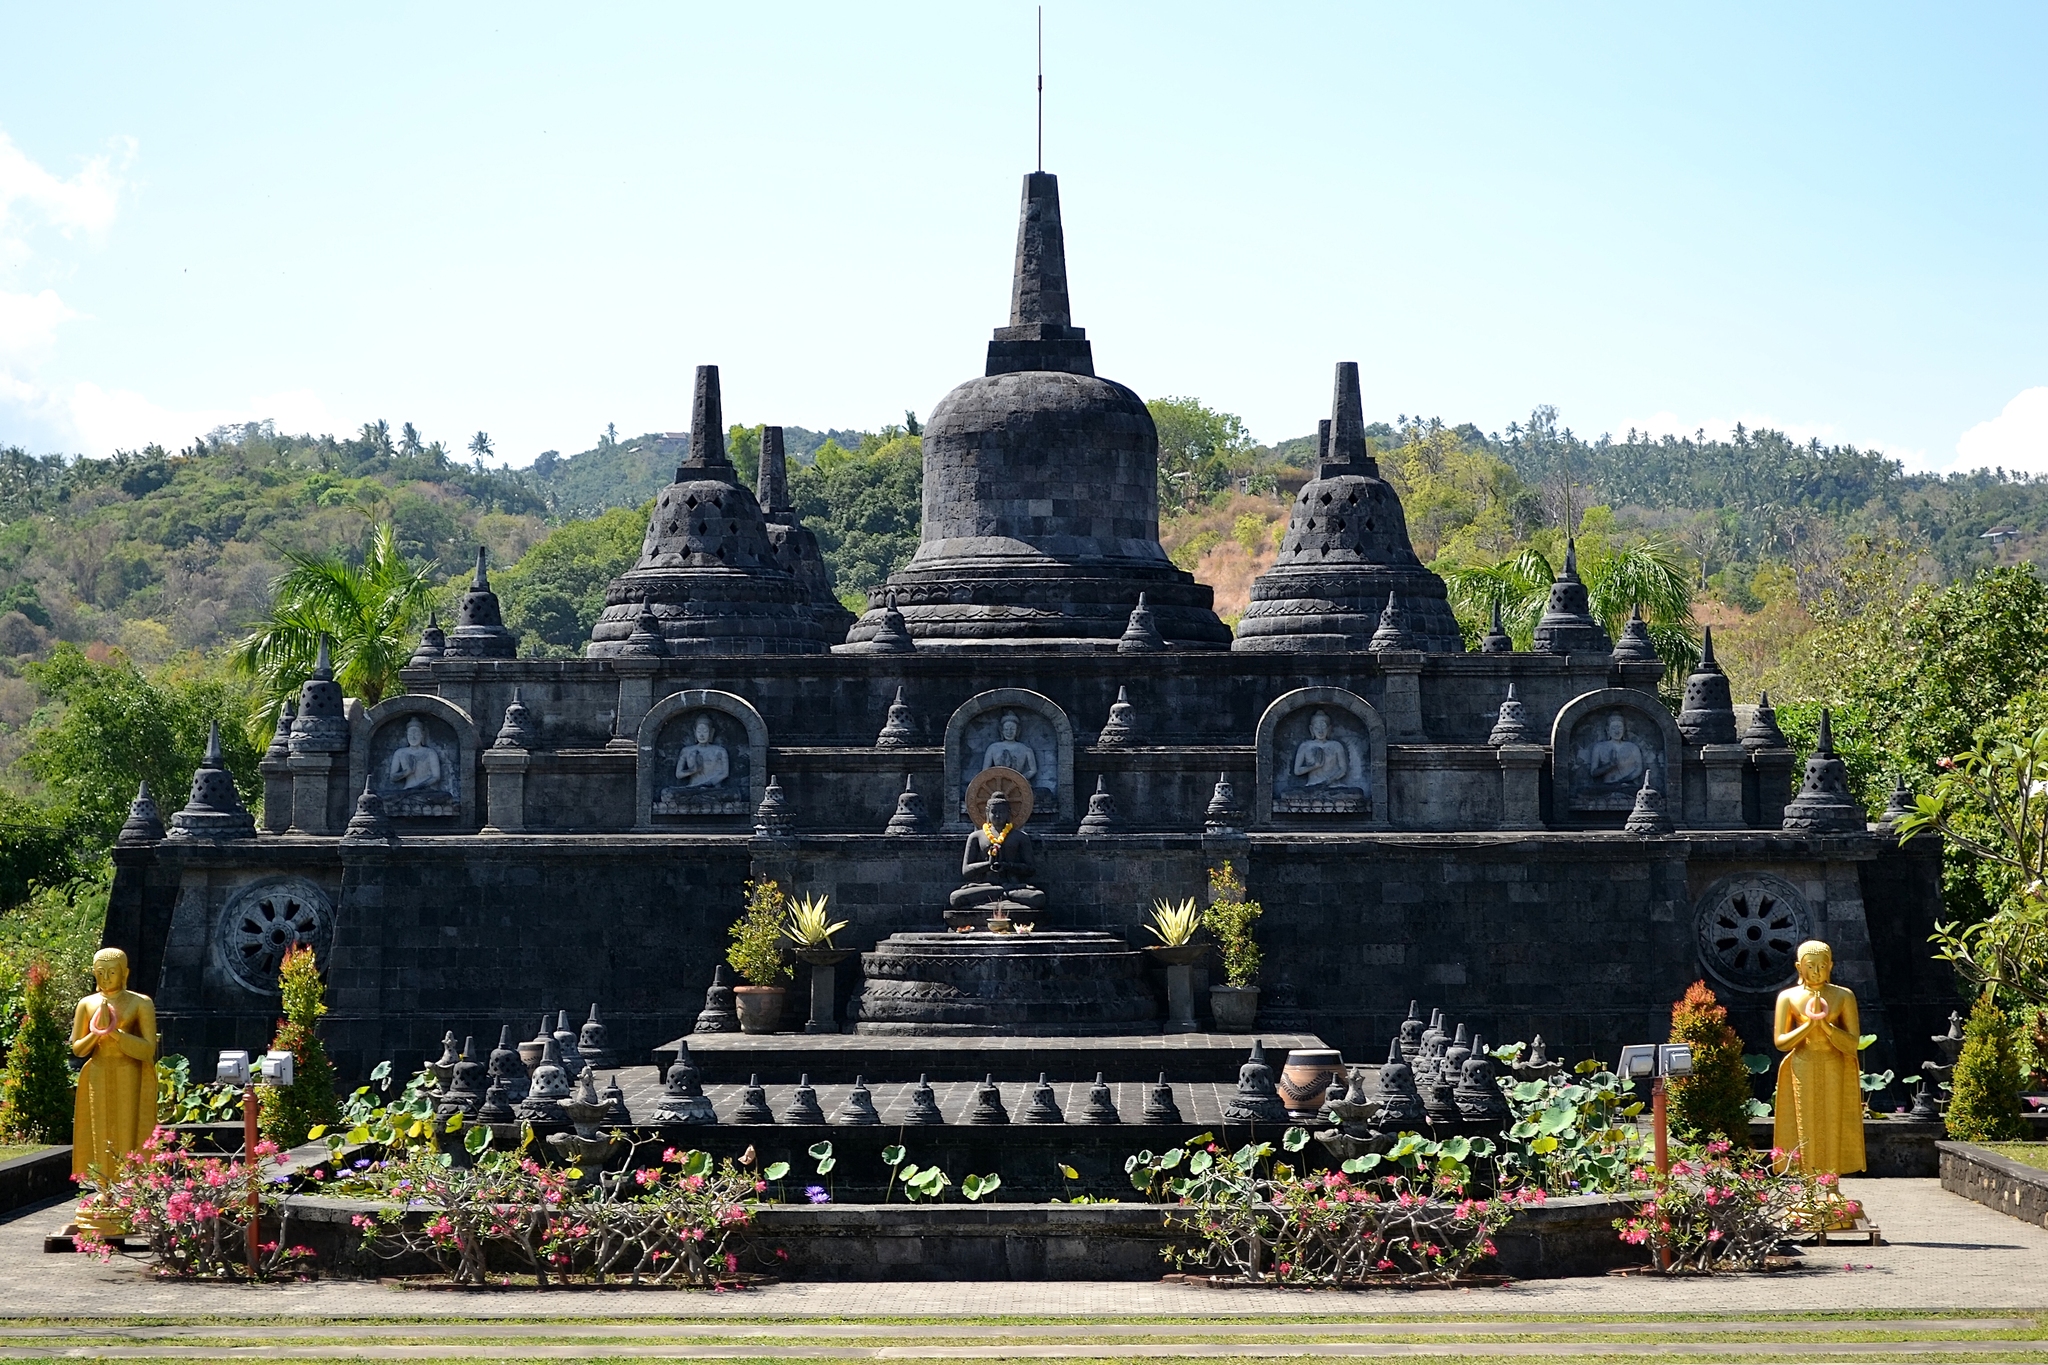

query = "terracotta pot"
[[733, 985, 788, 1034], [1277, 1047, 1345, 1115], [1209, 984, 1259, 1032]]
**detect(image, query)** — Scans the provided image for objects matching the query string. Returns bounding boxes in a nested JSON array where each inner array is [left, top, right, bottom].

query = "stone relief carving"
[[369, 714, 461, 816], [217, 878, 333, 996], [633, 689, 768, 829], [941, 689, 1074, 828], [1253, 687, 1389, 827], [351, 694, 478, 828], [1694, 873, 1814, 993], [654, 710, 751, 815], [1278, 708, 1369, 813], [1565, 708, 1666, 812]]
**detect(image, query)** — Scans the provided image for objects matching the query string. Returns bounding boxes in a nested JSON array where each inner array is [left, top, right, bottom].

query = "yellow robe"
[[70, 990, 158, 1185], [1772, 982, 1866, 1176]]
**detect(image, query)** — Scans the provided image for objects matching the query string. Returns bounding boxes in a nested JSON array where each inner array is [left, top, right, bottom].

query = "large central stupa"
[[840, 172, 1231, 652]]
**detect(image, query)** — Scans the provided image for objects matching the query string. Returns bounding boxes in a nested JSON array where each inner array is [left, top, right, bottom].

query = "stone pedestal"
[[1377, 658, 1426, 742], [850, 932, 1162, 1036], [482, 748, 531, 833], [260, 753, 293, 834], [289, 752, 343, 835], [1685, 743, 1746, 829], [798, 949, 852, 1034], [610, 659, 660, 752], [1497, 744, 1547, 830], [1748, 749, 1798, 829]]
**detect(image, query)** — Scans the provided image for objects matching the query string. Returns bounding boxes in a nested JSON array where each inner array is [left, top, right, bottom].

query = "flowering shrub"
[[356, 1142, 761, 1287], [1128, 1128, 1536, 1285], [74, 1128, 313, 1279], [1614, 1140, 1829, 1273]]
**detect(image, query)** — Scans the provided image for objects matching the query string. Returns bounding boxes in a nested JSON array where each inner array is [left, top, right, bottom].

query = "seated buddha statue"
[[947, 791, 1048, 921]]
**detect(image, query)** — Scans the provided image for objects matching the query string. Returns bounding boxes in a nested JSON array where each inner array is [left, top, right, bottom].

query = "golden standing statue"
[[1771, 940, 1866, 1176], [70, 948, 159, 1186]]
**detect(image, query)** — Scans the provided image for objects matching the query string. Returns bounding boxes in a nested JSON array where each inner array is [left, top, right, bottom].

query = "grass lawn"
[[1982, 1141, 2048, 1171], [0, 1143, 55, 1162]]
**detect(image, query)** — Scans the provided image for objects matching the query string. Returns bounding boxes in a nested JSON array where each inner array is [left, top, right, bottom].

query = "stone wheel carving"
[[1695, 874, 1812, 992], [219, 880, 332, 994]]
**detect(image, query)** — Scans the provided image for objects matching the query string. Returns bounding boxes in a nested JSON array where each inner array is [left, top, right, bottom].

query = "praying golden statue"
[[70, 948, 159, 1186], [1771, 939, 1866, 1176]]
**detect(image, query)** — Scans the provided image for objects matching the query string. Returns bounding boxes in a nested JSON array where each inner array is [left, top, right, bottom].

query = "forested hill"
[[528, 425, 867, 518], [1484, 407, 2048, 578]]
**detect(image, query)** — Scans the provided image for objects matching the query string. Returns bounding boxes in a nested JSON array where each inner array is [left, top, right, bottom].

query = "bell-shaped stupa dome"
[[841, 172, 1228, 652], [1233, 363, 1463, 653], [588, 366, 842, 656]]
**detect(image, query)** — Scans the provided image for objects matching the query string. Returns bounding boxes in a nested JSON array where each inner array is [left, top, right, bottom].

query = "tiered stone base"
[[849, 932, 1162, 1035]]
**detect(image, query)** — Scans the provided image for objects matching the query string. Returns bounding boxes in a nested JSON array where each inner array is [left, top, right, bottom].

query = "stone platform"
[[849, 930, 1161, 1036], [654, 1031, 1328, 1084]]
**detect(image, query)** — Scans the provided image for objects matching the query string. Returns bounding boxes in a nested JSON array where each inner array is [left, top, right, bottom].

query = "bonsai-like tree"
[[0, 961, 75, 1143], [1202, 862, 1263, 988], [728, 879, 793, 987], [259, 945, 341, 1148], [1664, 980, 1753, 1144], [1946, 990, 2025, 1142]]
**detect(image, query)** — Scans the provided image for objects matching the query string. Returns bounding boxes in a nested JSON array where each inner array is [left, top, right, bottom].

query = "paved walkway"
[[0, 1178, 2041, 1337]]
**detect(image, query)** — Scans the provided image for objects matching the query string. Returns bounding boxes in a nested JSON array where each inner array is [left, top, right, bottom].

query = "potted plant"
[[784, 893, 853, 1034], [1144, 897, 1207, 1033], [1202, 862, 1263, 1031], [1143, 897, 1207, 966], [728, 879, 794, 1033]]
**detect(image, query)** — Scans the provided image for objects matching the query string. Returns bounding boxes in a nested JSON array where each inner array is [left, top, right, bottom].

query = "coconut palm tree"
[[1441, 538, 1699, 674], [233, 522, 439, 715]]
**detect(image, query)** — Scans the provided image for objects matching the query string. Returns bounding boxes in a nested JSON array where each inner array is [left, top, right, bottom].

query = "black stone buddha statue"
[[946, 791, 1047, 924]]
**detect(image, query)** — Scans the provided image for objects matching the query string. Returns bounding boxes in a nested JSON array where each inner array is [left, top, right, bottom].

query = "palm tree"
[[468, 431, 494, 461], [1441, 538, 1699, 672], [233, 522, 440, 715]]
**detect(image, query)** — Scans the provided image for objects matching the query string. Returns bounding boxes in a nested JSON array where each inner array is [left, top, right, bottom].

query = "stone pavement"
[[0, 1178, 2041, 1321]]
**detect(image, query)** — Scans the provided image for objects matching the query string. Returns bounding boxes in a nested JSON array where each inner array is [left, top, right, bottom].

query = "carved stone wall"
[[352, 695, 479, 830]]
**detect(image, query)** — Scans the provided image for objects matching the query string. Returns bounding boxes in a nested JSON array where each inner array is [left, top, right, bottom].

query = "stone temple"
[[107, 170, 1949, 1086]]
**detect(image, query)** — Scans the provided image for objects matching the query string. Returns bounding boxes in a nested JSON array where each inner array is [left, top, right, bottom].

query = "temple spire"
[[757, 425, 790, 514], [986, 173, 1093, 376], [1010, 172, 1071, 328], [683, 365, 728, 470], [1323, 362, 1376, 474]]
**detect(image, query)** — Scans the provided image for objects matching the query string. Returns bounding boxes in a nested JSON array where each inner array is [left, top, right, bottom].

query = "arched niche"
[[351, 694, 478, 829], [636, 689, 768, 829], [1254, 687, 1389, 828], [943, 688, 1074, 830], [1550, 687, 1683, 825]]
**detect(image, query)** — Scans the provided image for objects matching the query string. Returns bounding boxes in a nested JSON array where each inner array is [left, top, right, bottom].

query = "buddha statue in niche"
[[386, 718, 444, 791], [1292, 709, 1349, 787], [948, 791, 1048, 918], [981, 710, 1039, 786], [1585, 712, 1647, 788], [674, 715, 731, 789]]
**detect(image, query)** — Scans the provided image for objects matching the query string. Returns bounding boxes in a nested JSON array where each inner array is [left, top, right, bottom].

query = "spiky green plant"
[[782, 893, 849, 949], [1145, 897, 1202, 948]]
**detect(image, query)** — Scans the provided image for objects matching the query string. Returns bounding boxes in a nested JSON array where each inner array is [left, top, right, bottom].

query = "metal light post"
[[1616, 1042, 1695, 1270], [218, 1049, 294, 1279]]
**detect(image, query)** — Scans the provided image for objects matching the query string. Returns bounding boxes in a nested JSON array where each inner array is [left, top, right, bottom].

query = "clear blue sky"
[[3, 3, 2044, 472]]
